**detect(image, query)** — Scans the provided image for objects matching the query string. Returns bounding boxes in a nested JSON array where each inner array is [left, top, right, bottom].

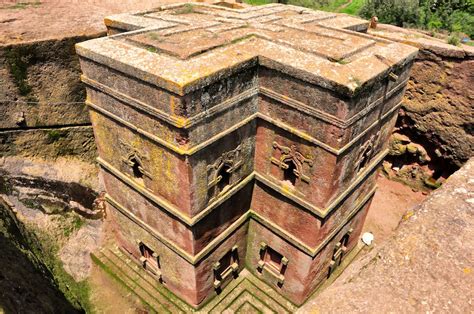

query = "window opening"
[[265, 247, 284, 272], [328, 229, 353, 278], [283, 160, 297, 186], [213, 246, 239, 292], [139, 242, 160, 276], [257, 243, 288, 286], [217, 164, 231, 193], [131, 157, 143, 179]]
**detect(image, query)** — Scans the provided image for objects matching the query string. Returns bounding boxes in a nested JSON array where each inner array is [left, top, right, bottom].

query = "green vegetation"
[[244, 0, 275, 5], [337, 58, 350, 64], [339, 0, 366, 15], [244, 0, 473, 40], [0, 1, 41, 10], [47, 129, 67, 142], [243, 0, 364, 13], [0, 201, 92, 312], [59, 213, 86, 237], [447, 33, 461, 46], [34, 227, 92, 312], [360, 0, 474, 38], [173, 3, 196, 15], [5, 47, 34, 97]]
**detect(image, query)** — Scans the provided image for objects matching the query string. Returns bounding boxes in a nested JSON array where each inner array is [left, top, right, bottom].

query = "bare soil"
[[364, 173, 427, 243]]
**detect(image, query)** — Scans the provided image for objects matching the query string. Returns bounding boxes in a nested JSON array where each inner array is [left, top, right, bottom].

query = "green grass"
[[5, 47, 33, 96], [447, 33, 461, 46], [243, 0, 274, 5], [62, 214, 86, 237], [243, 0, 366, 16], [320, 0, 348, 11], [338, 0, 366, 15], [1, 1, 41, 10]]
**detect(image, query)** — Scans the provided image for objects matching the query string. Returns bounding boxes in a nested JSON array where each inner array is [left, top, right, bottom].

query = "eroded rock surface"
[[369, 24, 474, 189], [0, 156, 104, 284]]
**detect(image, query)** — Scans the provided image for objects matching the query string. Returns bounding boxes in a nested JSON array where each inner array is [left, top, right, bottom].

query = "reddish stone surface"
[[76, 3, 417, 307]]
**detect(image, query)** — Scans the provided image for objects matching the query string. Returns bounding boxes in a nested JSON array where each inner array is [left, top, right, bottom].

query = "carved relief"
[[355, 131, 380, 174], [271, 141, 313, 185], [207, 145, 243, 202], [120, 140, 152, 183]]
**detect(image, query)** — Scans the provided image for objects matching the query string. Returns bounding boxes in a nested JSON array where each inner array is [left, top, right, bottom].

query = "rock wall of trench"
[[0, 197, 81, 313], [0, 35, 101, 162], [0, 156, 104, 312], [0, 14, 472, 312], [369, 24, 474, 190], [386, 50, 473, 189]]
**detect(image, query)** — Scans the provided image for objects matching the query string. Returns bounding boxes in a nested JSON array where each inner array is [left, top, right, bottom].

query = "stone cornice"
[[85, 75, 402, 156], [106, 185, 376, 264], [98, 147, 385, 227]]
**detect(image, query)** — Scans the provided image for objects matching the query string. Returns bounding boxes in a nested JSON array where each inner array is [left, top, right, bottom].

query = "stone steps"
[[93, 246, 192, 313], [92, 246, 298, 313]]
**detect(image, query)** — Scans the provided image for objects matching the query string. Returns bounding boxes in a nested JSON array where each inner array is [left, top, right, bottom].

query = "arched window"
[[283, 160, 297, 186], [358, 148, 371, 172], [217, 164, 231, 193], [129, 156, 144, 185]]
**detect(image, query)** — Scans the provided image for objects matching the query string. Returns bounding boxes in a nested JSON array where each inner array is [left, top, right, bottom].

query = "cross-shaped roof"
[[76, 3, 418, 96]]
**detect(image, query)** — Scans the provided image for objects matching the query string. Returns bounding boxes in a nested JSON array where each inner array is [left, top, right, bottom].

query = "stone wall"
[[368, 24, 474, 190], [0, 36, 101, 162]]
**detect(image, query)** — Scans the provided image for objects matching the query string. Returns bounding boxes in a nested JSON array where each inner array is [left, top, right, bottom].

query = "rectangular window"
[[139, 242, 160, 276], [264, 246, 284, 272], [257, 242, 288, 286], [213, 246, 239, 291]]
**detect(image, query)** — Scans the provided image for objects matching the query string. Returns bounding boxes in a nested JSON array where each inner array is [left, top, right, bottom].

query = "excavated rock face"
[[0, 157, 104, 283], [0, 198, 81, 313], [300, 158, 474, 313], [0, 37, 99, 162], [369, 24, 474, 190], [400, 51, 473, 166]]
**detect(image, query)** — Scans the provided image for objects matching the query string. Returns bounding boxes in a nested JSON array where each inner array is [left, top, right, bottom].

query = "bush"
[[448, 10, 474, 37], [447, 33, 461, 45], [360, 0, 474, 38], [360, 0, 420, 27]]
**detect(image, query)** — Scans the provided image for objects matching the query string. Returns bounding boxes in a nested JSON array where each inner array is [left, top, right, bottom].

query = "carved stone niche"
[[355, 131, 380, 174], [138, 241, 162, 281], [257, 242, 289, 287], [327, 228, 353, 278], [119, 140, 152, 186], [207, 145, 243, 202], [271, 141, 313, 187], [213, 245, 239, 293]]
